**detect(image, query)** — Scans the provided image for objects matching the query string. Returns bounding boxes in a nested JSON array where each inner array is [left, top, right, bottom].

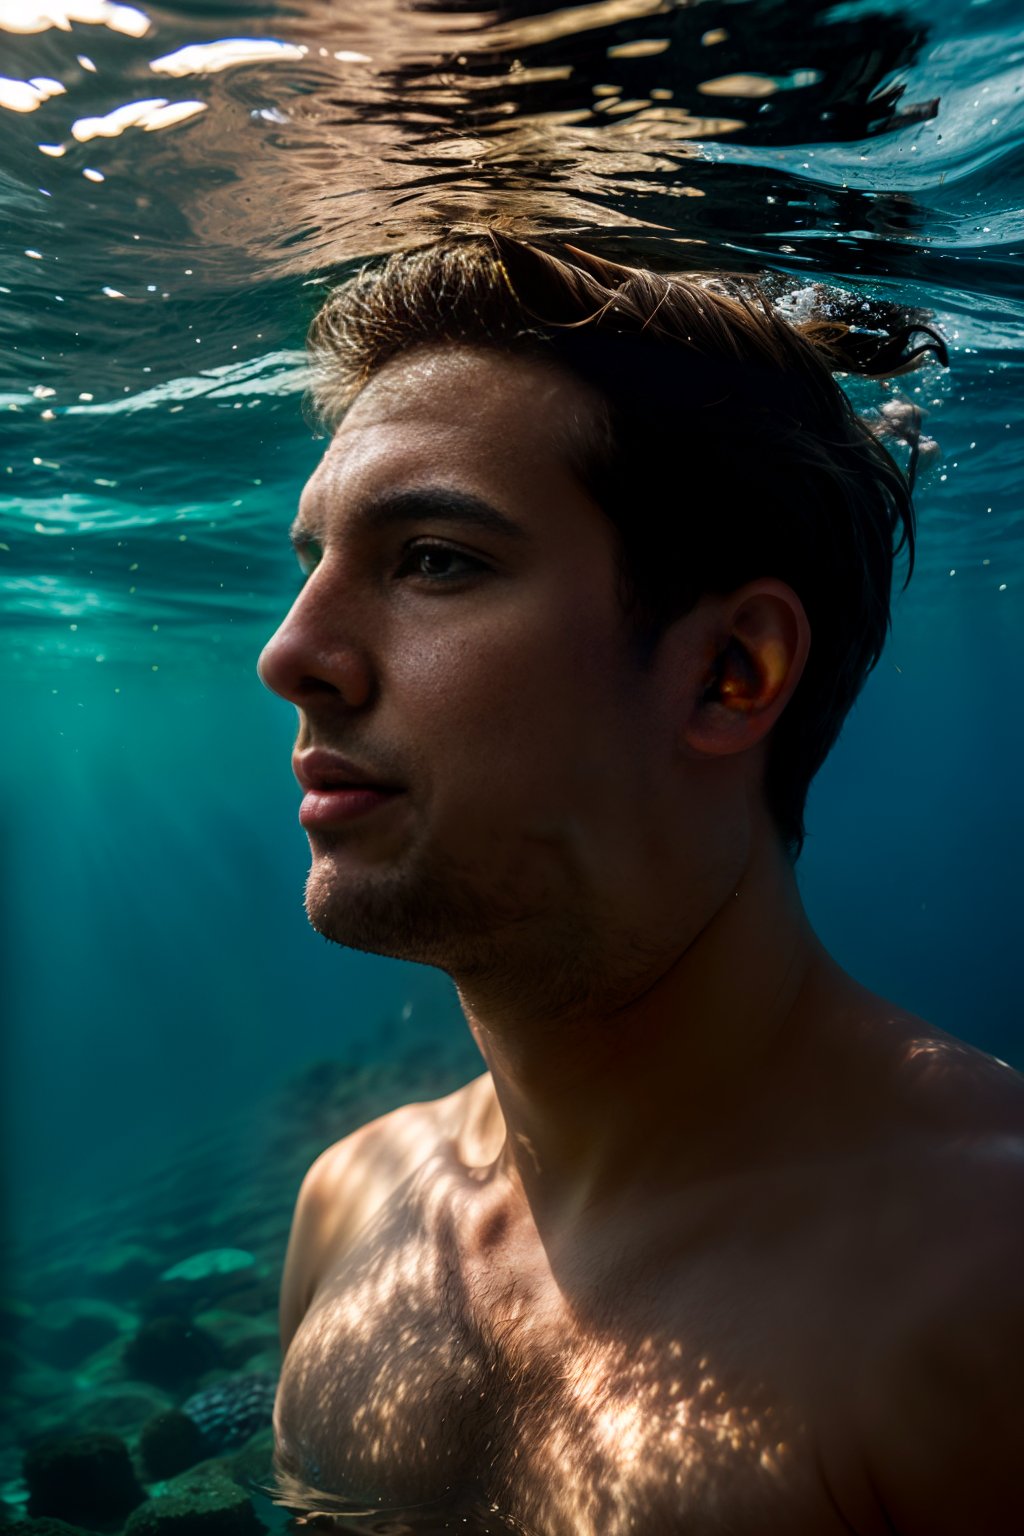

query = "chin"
[[302, 855, 627, 1024], [302, 856, 497, 972]]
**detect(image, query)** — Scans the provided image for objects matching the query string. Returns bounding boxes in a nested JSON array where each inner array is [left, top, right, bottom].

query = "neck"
[[454, 828, 848, 1236]]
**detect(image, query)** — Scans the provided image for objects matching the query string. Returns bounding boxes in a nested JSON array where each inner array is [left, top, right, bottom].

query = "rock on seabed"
[[125, 1470, 266, 1536], [23, 1433, 145, 1525]]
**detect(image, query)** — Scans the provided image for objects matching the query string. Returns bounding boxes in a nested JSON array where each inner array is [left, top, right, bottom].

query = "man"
[[256, 232, 1022, 1535]]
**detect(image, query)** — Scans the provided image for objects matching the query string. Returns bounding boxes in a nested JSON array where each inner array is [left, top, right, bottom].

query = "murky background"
[[1, 0, 1022, 1523]]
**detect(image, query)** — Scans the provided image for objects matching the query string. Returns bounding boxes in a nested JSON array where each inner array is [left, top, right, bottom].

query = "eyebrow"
[[289, 486, 528, 552]]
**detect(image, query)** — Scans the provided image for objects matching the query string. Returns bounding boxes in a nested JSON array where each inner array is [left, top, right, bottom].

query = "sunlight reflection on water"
[[1, 0, 1021, 669]]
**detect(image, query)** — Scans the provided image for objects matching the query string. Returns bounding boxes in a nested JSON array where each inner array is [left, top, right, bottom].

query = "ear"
[[681, 580, 811, 758]]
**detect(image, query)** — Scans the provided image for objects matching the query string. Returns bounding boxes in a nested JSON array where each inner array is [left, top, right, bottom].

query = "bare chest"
[[273, 1175, 853, 1536]]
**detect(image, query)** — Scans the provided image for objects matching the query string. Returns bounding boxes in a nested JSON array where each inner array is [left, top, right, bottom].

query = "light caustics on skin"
[[275, 1289, 795, 1534], [270, 1120, 801, 1536], [510, 1336, 792, 1536]]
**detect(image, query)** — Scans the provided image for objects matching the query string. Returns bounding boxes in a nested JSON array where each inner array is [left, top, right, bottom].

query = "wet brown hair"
[[307, 231, 947, 863]]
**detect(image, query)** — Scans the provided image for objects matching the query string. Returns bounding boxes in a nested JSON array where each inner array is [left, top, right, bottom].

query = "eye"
[[294, 537, 322, 584], [397, 541, 485, 581]]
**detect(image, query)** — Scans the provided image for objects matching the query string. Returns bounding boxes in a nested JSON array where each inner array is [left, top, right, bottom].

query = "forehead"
[[300, 345, 600, 523]]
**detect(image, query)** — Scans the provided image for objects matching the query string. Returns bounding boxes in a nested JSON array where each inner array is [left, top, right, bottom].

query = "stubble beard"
[[301, 838, 669, 1027], [302, 838, 531, 978]]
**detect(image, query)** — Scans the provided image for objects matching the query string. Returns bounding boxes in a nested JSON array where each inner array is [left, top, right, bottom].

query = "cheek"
[[395, 600, 642, 813]]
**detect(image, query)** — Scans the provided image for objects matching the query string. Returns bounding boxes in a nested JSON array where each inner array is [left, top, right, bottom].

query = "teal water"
[[1, 0, 1022, 1521]]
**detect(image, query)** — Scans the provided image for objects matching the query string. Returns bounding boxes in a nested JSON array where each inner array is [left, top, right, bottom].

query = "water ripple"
[[1, 0, 1021, 669]]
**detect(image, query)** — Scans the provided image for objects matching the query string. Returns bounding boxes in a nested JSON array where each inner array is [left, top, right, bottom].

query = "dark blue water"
[[1, 0, 1022, 1518]]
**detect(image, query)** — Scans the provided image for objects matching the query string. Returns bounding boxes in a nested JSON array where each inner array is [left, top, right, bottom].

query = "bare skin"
[[257, 346, 1024, 1535]]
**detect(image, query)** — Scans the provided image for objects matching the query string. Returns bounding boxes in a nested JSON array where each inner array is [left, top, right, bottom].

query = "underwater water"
[[1, 0, 1023, 1526]]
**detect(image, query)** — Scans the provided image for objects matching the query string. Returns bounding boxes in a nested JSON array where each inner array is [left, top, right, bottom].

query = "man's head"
[[258, 233, 940, 1000]]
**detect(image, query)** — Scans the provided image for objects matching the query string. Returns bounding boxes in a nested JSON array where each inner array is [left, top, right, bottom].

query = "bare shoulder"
[[797, 991, 1024, 1528], [883, 1010, 1024, 1127], [847, 1021, 1024, 1534], [854, 1161, 1024, 1535], [278, 1071, 495, 1354], [855, 1007, 1024, 1336]]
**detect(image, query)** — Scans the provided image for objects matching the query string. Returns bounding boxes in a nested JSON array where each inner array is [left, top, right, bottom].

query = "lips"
[[293, 748, 404, 794], [298, 783, 403, 830]]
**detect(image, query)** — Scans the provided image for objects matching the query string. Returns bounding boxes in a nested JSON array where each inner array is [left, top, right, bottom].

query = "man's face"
[[258, 346, 719, 1007]]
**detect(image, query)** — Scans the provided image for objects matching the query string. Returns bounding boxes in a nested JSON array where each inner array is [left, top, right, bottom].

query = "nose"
[[257, 584, 375, 711]]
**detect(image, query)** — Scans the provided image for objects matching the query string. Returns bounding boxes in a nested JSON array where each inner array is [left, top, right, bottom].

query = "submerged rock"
[[23, 1432, 145, 1526], [85, 1246, 162, 1301], [0, 1296, 34, 1341], [25, 1300, 132, 1371], [6, 1520, 97, 1536], [208, 1278, 277, 1320], [124, 1468, 265, 1536], [224, 1430, 274, 1495], [8, 1360, 71, 1407], [159, 1254, 255, 1286], [180, 1376, 278, 1453], [148, 1255, 267, 1321], [123, 1318, 222, 1393], [191, 1314, 276, 1373], [76, 1384, 173, 1440], [138, 1413, 207, 1482]]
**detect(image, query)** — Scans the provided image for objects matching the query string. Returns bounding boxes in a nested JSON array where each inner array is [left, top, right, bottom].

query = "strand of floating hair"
[[903, 401, 924, 496], [639, 283, 672, 332]]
